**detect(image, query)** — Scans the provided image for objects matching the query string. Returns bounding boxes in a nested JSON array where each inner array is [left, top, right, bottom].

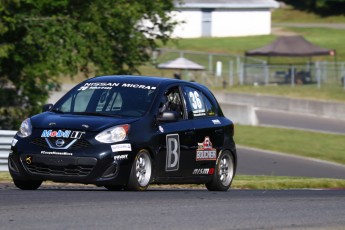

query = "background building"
[[172, 0, 279, 38]]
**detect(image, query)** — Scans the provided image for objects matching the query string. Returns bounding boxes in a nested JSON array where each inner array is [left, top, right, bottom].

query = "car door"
[[182, 86, 224, 175], [155, 86, 196, 179]]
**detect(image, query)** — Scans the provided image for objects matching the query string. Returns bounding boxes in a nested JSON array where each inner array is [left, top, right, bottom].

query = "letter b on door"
[[166, 134, 180, 171]]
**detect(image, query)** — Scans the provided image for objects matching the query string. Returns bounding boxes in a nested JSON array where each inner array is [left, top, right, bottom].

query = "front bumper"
[[9, 137, 134, 186]]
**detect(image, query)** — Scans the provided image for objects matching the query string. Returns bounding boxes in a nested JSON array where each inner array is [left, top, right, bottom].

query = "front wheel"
[[125, 150, 152, 191], [13, 179, 42, 190], [206, 151, 235, 191]]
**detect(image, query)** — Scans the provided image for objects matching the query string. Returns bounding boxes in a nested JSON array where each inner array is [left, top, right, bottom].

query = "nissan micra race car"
[[9, 75, 237, 191]]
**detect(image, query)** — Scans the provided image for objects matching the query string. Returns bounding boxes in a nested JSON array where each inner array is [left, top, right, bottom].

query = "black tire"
[[125, 150, 152, 191], [104, 185, 124, 191], [13, 179, 42, 190], [206, 150, 235, 191]]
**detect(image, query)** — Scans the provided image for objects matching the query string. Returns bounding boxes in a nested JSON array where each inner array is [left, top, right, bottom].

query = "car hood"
[[31, 112, 140, 132]]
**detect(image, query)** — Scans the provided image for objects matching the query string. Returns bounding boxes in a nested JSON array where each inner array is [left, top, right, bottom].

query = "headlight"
[[95, 124, 130, 143], [17, 118, 32, 138]]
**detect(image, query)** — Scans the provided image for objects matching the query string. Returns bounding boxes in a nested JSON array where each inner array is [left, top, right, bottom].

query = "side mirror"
[[42, 104, 53, 112], [157, 111, 179, 123]]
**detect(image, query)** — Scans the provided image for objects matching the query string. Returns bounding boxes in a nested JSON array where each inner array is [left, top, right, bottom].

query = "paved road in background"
[[1, 188, 344, 230], [273, 22, 345, 30], [237, 146, 345, 179], [256, 109, 345, 135]]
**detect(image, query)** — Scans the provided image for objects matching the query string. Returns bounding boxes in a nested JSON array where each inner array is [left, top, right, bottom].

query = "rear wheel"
[[13, 179, 42, 190], [125, 150, 152, 191], [206, 150, 235, 191]]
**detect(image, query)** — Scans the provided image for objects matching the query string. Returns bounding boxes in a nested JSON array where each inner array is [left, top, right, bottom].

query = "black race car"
[[8, 75, 237, 191]]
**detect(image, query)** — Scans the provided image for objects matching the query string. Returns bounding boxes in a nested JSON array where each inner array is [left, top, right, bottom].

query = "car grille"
[[31, 138, 91, 149], [26, 164, 94, 176], [24, 156, 97, 177]]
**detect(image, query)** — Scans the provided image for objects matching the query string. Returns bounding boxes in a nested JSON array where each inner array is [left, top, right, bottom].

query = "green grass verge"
[[160, 26, 345, 61], [1, 172, 344, 189], [233, 175, 345, 190], [235, 125, 345, 165], [0, 172, 11, 182], [214, 84, 345, 103]]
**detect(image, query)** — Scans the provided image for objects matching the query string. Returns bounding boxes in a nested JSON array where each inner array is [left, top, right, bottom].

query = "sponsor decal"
[[212, 119, 221, 125], [41, 130, 85, 139], [166, 134, 180, 171], [114, 154, 128, 161], [193, 168, 215, 175], [111, 143, 132, 152], [78, 82, 157, 91], [11, 138, 18, 147], [41, 151, 73, 156], [196, 136, 217, 161], [193, 110, 206, 117], [188, 90, 206, 117]]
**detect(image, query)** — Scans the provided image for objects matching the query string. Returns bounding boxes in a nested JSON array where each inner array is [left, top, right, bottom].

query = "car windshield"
[[52, 82, 157, 117]]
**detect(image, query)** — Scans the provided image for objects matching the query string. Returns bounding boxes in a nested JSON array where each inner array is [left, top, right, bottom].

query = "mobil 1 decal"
[[166, 134, 180, 171], [41, 130, 84, 139], [196, 136, 217, 161]]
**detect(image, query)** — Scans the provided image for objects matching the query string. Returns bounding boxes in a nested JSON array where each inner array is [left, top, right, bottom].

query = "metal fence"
[[153, 49, 345, 89], [244, 61, 345, 88], [153, 48, 265, 87], [0, 130, 16, 171]]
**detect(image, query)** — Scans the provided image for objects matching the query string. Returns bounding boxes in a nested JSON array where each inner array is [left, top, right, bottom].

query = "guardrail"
[[0, 130, 16, 171]]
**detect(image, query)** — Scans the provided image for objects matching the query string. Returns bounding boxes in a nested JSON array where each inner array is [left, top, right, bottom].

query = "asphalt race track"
[[256, 109, 345, 135], [0, 187, 344, 230], [237, 146, 345, 179]]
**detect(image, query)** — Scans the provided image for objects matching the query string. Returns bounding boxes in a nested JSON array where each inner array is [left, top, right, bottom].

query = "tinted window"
[[184, 86, 217, 117], [158, 86, 184, 120], [54, 82, 157, 117]]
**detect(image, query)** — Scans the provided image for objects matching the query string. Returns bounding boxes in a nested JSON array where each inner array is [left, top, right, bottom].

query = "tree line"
[[1, 0, 344, 129], [0, 0, 177, 129], [281, 0, 345, 16]]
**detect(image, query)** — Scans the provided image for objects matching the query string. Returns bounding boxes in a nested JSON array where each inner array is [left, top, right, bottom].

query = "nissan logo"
[[55, 139, 65, 147]]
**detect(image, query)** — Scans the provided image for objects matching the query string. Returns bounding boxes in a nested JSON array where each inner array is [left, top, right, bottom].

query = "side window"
[[159, 86, 184, 119], [184, 86, 216, 117]]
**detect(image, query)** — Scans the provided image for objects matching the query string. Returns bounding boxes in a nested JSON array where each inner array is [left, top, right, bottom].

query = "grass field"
[[214, 84, 345, 103], [235, 125, 345, 165], [159, 26, 344, 63]]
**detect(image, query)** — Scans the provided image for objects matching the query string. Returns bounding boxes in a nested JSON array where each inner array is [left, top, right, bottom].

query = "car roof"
[[83, 75, 214, 99], [87, 75, 184, 87]]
